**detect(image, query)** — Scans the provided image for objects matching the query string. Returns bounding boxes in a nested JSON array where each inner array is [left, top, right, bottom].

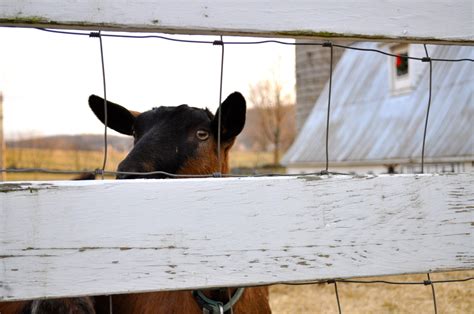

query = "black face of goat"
[[88, 92, 246, 178]]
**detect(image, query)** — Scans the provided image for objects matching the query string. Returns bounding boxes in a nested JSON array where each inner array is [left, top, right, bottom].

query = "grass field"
[[4, 147, 273, 181], [4, 147, 127, 180], [3, 148, 472, 313], [270, 271, 473, 314]]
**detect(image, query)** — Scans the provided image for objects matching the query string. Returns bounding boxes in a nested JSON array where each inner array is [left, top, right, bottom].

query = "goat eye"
[[196, 130, 209, 141]]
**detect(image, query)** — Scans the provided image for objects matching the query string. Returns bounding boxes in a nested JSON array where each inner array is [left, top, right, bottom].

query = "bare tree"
[[249, 80, 296, 165]]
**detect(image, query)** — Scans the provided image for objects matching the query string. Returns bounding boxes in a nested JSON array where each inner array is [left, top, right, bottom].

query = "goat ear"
[[212, 92, 246, 142], [88, 95, 139, 136]]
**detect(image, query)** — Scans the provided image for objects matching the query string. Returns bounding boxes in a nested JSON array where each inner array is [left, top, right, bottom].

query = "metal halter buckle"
[[202, 303, 224, 314], [192, 288, 245, 314]]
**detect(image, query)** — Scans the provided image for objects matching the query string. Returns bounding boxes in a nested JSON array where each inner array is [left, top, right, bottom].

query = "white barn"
[[283, 43, 474, 174]]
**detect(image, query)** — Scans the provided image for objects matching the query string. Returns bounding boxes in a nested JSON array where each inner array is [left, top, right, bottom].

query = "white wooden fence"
[[1, 0, 473, 303], [1, 174, 473, 301], [0, 0, 472, 44]]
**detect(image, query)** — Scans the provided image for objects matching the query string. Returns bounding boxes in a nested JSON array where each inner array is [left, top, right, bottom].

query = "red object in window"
[[396, 56, 402, 67]]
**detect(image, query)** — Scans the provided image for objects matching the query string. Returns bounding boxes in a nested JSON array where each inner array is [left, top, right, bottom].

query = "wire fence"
[[278, 275, 474, 314], [1, 27, 473, 179], [1, 27, 473, 313]]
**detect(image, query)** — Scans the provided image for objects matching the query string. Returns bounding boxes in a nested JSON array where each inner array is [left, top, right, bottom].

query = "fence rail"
[[0, 0, 473, 43], [1, 173, 473, 301]]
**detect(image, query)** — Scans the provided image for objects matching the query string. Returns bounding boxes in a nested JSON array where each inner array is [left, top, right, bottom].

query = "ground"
[[269, 271, 473, 314]]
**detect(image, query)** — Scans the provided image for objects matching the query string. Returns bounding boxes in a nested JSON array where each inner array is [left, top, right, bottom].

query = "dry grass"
[[269, 270, 474, 314], [229, 150, 274, 168], [4, 147, 272, 181], [5, 147, 127, 181]]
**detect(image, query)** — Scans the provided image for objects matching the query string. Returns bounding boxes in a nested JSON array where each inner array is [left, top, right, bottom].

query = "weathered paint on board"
[[0, 1, 472, 43], [0, 174, 473, 301]]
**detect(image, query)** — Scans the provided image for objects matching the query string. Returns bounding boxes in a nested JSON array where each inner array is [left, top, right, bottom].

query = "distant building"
[[283, 43, 473, 174], [295, 40, 347, 132]]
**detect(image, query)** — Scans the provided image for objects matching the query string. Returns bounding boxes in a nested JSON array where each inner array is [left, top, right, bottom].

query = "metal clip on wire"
[[89, 31, 101, 38]]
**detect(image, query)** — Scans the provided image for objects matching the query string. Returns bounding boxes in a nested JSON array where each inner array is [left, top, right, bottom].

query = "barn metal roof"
[[282, 43, 474, 166]]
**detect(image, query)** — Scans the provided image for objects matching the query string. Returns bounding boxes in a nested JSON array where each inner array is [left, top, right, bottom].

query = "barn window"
[[389, 44, 412, 94], [395, 53, 409, 76]]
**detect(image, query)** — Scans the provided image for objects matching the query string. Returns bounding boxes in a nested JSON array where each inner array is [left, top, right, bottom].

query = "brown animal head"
[[88, 92, 246, 179]]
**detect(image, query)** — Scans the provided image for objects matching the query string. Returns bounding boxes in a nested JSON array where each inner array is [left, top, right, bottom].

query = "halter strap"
[[192, 288, 245, 313]]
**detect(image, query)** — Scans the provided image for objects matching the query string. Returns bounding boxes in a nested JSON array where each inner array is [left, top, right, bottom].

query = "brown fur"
[[0, 298, 95, 314], [141, 160, 157, 173], [177, 137, 235, 175], [0, 301, 27, 314], [100, 287, 270, 314]]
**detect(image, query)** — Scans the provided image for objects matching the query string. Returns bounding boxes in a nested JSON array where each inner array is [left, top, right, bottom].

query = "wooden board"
[[1, 173, 473, 301], [0, 1, 472, 43]]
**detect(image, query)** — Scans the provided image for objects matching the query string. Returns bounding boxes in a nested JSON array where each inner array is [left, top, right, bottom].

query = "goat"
[[1, 92, 270, 314]]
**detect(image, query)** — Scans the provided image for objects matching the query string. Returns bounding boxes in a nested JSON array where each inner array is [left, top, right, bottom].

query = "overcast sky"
[[0, 27, 295, 138]]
